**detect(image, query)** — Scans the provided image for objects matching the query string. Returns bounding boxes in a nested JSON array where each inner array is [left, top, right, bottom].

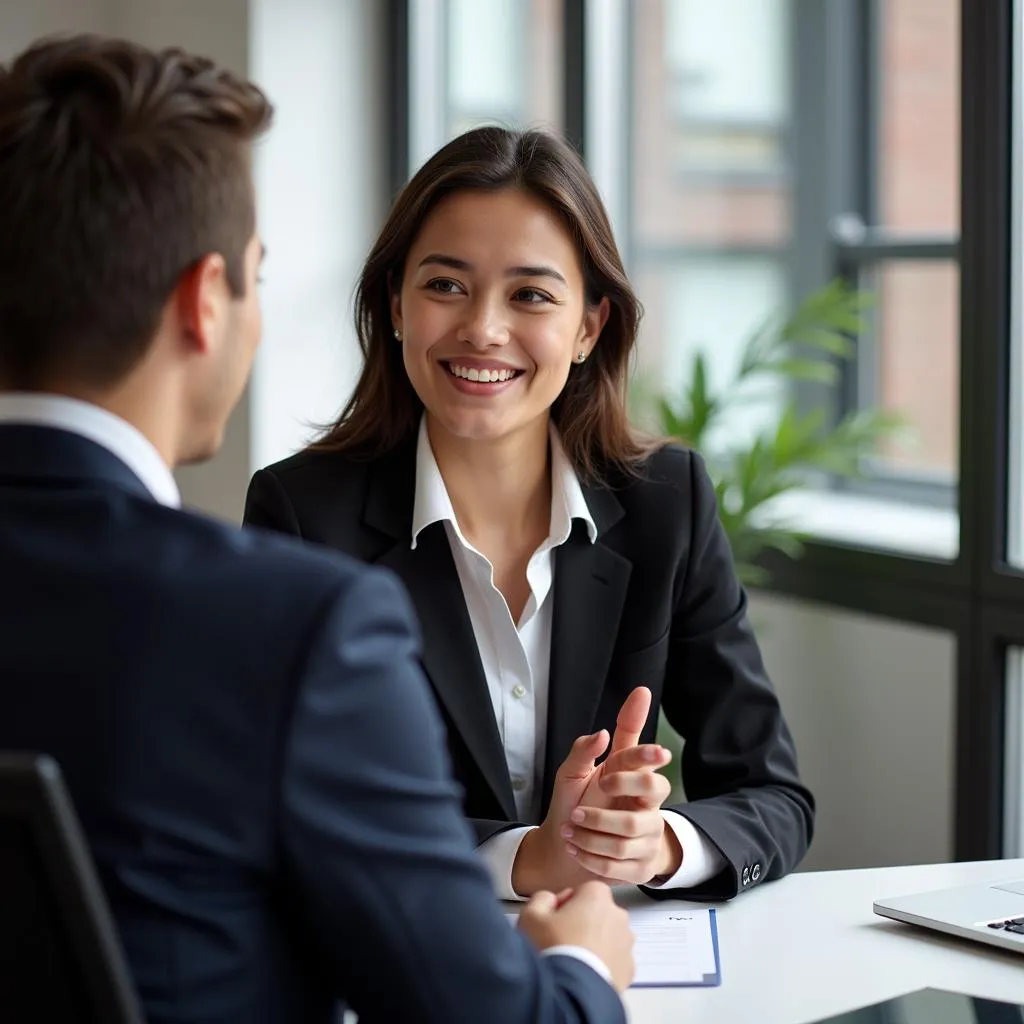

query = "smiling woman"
[[243, 126, 814, 905], [308, 126, 650, 483], [392, 188, 608, 454]]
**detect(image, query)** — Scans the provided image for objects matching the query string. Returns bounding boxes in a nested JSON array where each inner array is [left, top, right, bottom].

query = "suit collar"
[[0, 393, 179, 507], [363, 426, 626, 541], [410, 417, 599, 549], [360, 439, 512, 815], [0, 423, 157, 503], [541, 533, 631, 809], [360, 433, 631, 821], [362, 437, 418, 541]]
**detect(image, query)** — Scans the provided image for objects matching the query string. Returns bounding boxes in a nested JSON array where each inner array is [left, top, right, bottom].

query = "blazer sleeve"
[[278, 566, 624, 1024], [643, 451, 815, 903]]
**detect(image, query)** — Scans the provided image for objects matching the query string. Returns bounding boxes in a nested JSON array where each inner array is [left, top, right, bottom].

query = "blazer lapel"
[[364, 449, 517, 820], [541, 485, 631, 810]]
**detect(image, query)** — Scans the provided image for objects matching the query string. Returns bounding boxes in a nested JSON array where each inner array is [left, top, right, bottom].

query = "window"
[[664, 0, 789, 180], [612, 0, 793, 455], [859, 259, 960, 482], [406, 0, 563, 175], [831, 0, 961, 499]]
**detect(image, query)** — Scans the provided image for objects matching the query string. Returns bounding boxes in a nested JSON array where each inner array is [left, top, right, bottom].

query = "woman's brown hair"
[[316, 126, 658, 481]]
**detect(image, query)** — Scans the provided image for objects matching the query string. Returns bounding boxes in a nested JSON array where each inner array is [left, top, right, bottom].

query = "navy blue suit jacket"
[[0, 424, 623, 1024]]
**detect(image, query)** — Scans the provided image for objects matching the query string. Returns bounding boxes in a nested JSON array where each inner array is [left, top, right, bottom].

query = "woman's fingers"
[[598, 767, 672, 805], [562, 805, 662, 859], [600, 743, 671, 775]]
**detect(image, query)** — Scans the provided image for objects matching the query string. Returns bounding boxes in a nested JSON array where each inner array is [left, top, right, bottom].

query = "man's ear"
[[175, 253, 229, 354]]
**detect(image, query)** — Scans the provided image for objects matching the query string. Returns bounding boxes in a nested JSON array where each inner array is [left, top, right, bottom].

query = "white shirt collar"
[[411, 416, 597, 549], [0, 393, 181, 508]]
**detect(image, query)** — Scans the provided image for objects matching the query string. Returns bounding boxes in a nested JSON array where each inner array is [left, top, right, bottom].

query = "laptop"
[[809, 987, 1024, 1022], [874, 877, 1024, 954]]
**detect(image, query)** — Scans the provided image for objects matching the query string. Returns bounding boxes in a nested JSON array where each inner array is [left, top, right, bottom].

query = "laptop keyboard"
[[984, 916, 1024, 934]]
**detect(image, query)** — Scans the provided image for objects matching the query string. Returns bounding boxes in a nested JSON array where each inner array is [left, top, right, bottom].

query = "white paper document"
[[506, 905, 721, 988], [627, 905, 720, 987]]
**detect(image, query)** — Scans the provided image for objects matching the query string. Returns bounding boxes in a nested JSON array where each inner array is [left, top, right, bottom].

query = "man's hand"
[[517, 881, 635, 993]]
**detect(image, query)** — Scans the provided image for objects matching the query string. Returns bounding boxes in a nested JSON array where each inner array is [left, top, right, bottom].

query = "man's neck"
[[38, 380, 180, 469]]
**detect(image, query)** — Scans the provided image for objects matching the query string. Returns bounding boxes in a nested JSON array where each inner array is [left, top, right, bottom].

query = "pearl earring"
[[394, 328, 403, 341], [576, 350, 586, 363]]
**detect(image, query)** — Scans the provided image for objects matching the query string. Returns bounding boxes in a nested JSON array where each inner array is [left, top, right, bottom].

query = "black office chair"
[[0, 752, 145, 1023]]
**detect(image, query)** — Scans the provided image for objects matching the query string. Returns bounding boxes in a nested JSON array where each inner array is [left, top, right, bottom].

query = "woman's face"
[[392, 187, 609, 450]]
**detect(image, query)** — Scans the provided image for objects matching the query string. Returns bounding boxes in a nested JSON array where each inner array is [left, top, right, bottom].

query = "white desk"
[[623, 859, 1024, 1023]]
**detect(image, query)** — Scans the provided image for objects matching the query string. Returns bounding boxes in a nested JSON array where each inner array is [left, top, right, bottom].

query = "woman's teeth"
[[447, 363, 518, 383]]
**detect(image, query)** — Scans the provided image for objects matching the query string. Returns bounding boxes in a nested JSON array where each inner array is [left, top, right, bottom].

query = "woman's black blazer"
[[244, 439, 815, 900]]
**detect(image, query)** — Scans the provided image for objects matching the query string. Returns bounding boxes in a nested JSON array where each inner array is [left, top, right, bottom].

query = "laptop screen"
[[811, 987, 1024, 1023]]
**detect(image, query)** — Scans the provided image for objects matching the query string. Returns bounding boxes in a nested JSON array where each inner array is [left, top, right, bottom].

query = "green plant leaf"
[[639, 277, 905, 587], [766, 357, 839, 384]]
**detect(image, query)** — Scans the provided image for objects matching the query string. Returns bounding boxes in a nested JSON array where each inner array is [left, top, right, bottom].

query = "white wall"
[[750, 591, 957, 872], [107, 0, 250, 70], [248, 0, 386, 473], [0, 0, 112, 58]]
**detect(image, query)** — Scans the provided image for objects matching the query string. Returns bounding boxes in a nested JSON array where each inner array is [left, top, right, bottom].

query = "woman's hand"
[[511, 729, 612, 896], [564, 762, 681, 884], [510, 687, 680, 895], [565, 687, 683, 885]]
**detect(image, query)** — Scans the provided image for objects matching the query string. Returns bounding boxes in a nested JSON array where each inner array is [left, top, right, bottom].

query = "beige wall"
[[751, 591, 956, 872], [0, 0, 110, 56]]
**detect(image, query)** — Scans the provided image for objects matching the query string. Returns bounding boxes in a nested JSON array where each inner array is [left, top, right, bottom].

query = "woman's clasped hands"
[[511, 686, 683, 896]]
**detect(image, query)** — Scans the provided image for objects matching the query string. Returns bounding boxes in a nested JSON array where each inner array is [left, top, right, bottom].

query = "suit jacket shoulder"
[[588, 442, 717, 582], [245, 442, 416, 560], [609, 442, 703, 508], [253, 446, 375, 519]]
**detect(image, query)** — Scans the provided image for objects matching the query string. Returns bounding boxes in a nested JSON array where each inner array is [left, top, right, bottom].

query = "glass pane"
[[628, 0, 792, 444], [408, 0, 563, 173], [876, 0, 960, 233], [590, 1, 960, 556], [634, 257, 787, 451], [663, 0, 789, 178], [858, 260, 960, 482]]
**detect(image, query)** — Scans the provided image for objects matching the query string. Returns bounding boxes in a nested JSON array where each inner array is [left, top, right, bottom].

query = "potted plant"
[[633, 278, 905, 792], [636, 277, 905, 586]]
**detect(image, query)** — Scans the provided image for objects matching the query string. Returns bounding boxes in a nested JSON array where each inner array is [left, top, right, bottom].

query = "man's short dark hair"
[[0, 34, 273, 388]]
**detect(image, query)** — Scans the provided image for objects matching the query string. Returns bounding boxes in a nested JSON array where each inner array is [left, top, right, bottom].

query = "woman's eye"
[[515, 287, 552, 304], [425, 278, 463, 295]]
